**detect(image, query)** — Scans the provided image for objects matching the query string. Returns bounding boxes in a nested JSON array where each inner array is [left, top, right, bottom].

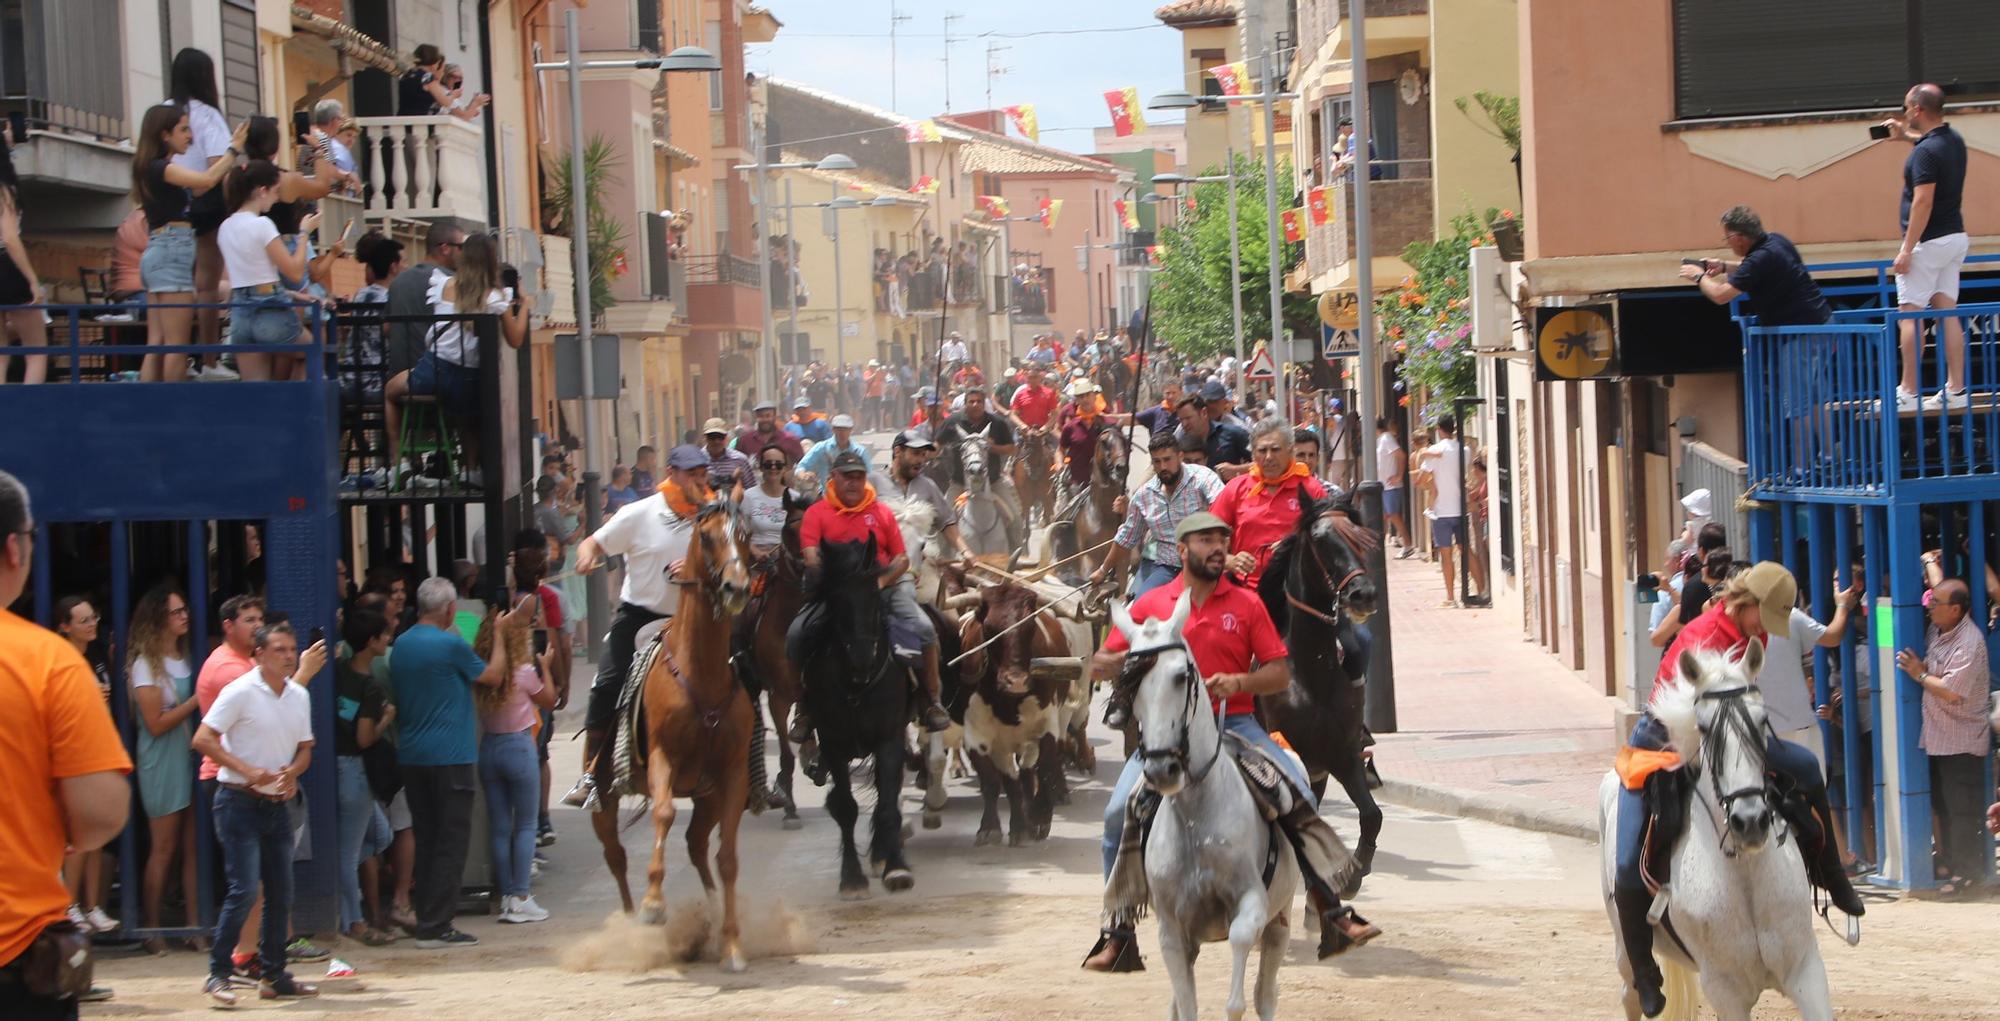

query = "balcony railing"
[[1310, 171, 1435, 280], [642, 212, 688, 308], [0, 0, 125, 141], [351, 115, 488, 224], [685, 253, 762, 287]]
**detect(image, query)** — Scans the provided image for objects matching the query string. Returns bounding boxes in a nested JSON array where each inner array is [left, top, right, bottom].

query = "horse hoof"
[[975, 828, 1000, 847], [922, 811, 942, 830], [1008, 830, 1027, 848], [638, 901, 665, 926], [781, 814, 803, 831], [882, 868, 915, 893], [839, 884, 871, 901], [720, 951, 749, 974]]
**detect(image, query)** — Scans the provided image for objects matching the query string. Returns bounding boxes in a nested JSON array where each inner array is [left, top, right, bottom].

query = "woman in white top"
[[127, 586, 204, 953], [734, 441, 809, 555], [217, 160, 318, 381], [382, 232, 530, 482], [170, 48, 239, 375]]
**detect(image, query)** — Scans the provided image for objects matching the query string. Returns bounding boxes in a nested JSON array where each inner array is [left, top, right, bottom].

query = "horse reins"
[[1691, 685, 1784, 858], [1133, 645, 1226, 787], [1285, 510, 1370, 627]]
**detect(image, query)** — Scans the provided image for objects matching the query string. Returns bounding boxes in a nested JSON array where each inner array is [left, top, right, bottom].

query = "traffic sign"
[[1244, 345, 1277, 381], [1317, 289, 1360, 329], [1321, 321, 1360, 360]]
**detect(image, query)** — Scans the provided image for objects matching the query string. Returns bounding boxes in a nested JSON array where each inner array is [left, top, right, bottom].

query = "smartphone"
[[292, 111, 312, 143], [532, 629, 550, 656], [338, 217, 361, 249], [1868, 123, 1892, 141], [309, 625, 326, 647], [1680, 258, 1703, 267]]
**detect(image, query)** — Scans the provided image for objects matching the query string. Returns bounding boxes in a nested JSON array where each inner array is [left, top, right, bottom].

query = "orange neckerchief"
[[657, 478, 710, 519], [1073, 394, 1106, 421], [825, 481, 878, 515], [1250, 461, 1312, 496]]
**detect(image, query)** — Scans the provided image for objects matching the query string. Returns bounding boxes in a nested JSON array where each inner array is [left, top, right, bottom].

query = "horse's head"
[[973, 583, 1042, 693], [1111, 593, 1206, 796], [1094, 428, 1129, 487], [820, 538, 887, 665], [960, 427, 990, 495], [692, 498, 751, 616], [1655, 640, 1776, 852], [1299, 494, 1378, 623]]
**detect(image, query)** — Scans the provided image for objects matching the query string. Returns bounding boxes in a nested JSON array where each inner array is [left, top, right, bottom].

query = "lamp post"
[[1155, 152, 1245, 396], [732, 153, 858, 398], [535, 7, 717, 658], [1151, 61, 1296, 415]]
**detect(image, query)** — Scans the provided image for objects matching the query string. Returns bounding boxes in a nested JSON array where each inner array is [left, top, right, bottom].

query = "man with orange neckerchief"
[[1211, 416, 1335, 588], [560, 445, 706, 811], [788, 449, 952, 735]]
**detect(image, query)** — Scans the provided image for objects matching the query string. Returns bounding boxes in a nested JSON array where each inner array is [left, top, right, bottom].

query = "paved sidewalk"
[[1366, 546, 1621, 840]]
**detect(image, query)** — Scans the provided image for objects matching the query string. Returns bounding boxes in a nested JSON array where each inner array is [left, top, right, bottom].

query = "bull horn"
[[1028, 656, 1084, 683], [1006, 546, 1025, 574], [943, 591, 983, 611]]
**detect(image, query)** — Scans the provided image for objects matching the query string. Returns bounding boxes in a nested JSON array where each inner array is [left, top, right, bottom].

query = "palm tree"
[[543, 134, 629, 317]]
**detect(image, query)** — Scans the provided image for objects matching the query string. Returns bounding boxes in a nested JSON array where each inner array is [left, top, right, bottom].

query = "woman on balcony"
[[219, 160, 319, 381], [132, 103, 248, 382], [243, 116, 354, 301], [0, 126, 47, 385], [399, 44, 490, 122], [170, 48, 241, 380]]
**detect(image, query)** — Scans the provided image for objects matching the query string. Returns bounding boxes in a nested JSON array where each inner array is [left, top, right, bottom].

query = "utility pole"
[[941, 12, 963, 113], [1346, 0, 1395, 734], [985, 41, 1010, 110], [889, 4, 912, 111], [1259, 45, 1287, 419]]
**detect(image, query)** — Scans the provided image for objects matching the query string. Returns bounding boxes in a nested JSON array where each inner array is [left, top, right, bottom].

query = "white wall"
[[394, 0, 486, 93]]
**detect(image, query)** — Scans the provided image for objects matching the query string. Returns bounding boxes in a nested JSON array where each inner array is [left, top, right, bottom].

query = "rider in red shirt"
[[1084, 512, 1380, 971], [1210, 418, 1329, 588], [1006, 364, 1059, 431]]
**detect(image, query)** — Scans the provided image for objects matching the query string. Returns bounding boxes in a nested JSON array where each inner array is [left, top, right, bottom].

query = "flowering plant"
[[1378, 210, 1499, 423]]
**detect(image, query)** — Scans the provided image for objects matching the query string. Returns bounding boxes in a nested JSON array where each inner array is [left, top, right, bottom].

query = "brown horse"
[[1072, 426, 1128, 583], [1015, 427, 1057, 527], [749, 516, 806, 829], [590, 499, 755, 970]]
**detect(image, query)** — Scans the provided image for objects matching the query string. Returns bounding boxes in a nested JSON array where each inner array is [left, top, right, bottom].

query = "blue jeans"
[[335, 755, 377, 931], [480, 730, 540, 897], [209, 787, 295, 982], [1131, 559, 1178, 598], [1100, 713, 1313, 877]]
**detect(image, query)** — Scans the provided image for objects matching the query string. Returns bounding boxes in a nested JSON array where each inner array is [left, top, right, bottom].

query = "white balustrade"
[[350, 116, 489, 224]]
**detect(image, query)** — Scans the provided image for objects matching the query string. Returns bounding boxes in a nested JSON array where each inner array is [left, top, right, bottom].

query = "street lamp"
[[1152, 58, 1297, 416], [732, 152, 858, 399], [1149, 158, 1246, 396], [535, 7, 716, 658]]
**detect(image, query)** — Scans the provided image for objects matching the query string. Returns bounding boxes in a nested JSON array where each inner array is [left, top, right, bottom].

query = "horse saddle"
[[609, 632, 670, 800], [1637, 764, 1693, 894]]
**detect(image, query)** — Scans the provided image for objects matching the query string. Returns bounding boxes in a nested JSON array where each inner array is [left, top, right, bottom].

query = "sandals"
[[359, 927, 400, 946], [140, 936, 169, 957]]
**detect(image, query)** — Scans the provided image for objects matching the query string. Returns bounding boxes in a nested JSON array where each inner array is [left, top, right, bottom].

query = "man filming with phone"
[[1677, 205, 1831, 327]]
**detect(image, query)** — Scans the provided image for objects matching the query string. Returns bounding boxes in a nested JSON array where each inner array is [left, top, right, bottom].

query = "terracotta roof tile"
[[1154, 0, 1238, 26]]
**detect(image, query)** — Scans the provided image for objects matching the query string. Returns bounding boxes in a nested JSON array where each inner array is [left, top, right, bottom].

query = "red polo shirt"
[[801, 498, 905, 566], [1102, 575, 1288, 717], [1209, 471, 1329, 588], [1652, 602, 1750, 701], [1009, 384, 1059, 428]]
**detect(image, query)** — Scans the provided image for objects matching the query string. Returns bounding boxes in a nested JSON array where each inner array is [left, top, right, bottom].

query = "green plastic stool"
[[396, 394, 460, 491]]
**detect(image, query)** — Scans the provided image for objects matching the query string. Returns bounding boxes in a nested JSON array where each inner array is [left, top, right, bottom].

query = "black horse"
[[1256, 491, 1384, 873], [802, 538, 916, 898]]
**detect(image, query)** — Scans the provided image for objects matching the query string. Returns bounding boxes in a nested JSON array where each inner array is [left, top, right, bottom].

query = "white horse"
[[1597, 642, 1833, 1021], [955, 425, 1019, 556], [1117, 595, 1297, 1021]]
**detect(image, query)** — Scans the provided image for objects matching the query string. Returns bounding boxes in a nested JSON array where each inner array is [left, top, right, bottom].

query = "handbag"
[[16, 919, 93, 999]]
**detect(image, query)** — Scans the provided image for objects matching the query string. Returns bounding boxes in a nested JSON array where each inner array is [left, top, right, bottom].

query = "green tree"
[[1150, 153, 1317, 363], [543, 134, 630, 318], [1377, 209, 1506, 422]]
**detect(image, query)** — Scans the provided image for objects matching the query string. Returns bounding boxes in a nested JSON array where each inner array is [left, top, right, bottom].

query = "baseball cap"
[[666, 445, 709, 470], [793, 397, 811, 409], [893, 430, 936, 450], [701, 417, 729, 436], [830, 413, 855, 428], [1739, 561, 1796, 639], [1199, 380, 1230, 402], [830, 450, 870, 474], [753, 399, 777, 412], [1174, 511, 1232, 541]]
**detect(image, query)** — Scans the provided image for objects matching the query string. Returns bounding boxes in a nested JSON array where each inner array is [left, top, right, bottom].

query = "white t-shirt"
[[1424, 437, 1465, 517], [1376, 432, 1403, 484], [1758, 608, 1829, 733], [1326, 416, 1355, 461], [741, 485, 796, 547], [425, 267, 511, 368], [939, 340, 968, 362], [218, 211, 281, 288], [591, 492, 694, 615], [130, 655, 192, 708], [171, 98, 231, 173], [203, 668, 315, 785]]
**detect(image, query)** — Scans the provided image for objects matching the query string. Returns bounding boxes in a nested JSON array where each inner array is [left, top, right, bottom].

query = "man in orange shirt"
[[0, 471, 132, 1021]]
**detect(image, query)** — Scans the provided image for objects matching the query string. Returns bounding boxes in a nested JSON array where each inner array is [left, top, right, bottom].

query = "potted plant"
[[1487, 208, 1523, 262]]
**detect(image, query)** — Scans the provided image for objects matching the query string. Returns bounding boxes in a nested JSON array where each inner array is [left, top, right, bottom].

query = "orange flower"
[[1444, 276, 1457, 288], [1500, 209, 1515, 220], [1388, 325, 1404, 339]]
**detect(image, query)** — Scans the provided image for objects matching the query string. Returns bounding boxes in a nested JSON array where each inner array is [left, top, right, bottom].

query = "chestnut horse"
[[750, 516, 807, 828], [590, 499, 755, 970], [1072, 426, 1128, 583]]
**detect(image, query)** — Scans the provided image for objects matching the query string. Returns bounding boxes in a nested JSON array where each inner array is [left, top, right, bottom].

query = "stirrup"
[[1082, 927, 1145, 973], [1646, 886, 1671, 926]]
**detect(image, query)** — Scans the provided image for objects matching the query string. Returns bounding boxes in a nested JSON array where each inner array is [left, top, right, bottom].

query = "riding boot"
[[563, 729, 605, 812], [1783, 786, 1867, 918], [1615, 885, 1667, 1017], [1279, 824, 1379, 957], [918, 645, 951, 732], [1081, 922, 1145, 973]]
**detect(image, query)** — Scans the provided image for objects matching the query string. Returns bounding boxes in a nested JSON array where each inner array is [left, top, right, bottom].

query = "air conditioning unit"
[[1468, 245, 1514, 352]]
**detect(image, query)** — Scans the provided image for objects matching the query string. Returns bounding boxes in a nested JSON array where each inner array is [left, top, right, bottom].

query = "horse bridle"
[[1693, 685, 1784, 857], [1132, 643, 1226, 787], [1285, 510, 1370, 627], [676, 500, 743, 623]]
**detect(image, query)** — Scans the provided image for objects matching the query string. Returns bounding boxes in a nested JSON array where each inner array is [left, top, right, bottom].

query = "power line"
[[765, 23, 1171, 39]]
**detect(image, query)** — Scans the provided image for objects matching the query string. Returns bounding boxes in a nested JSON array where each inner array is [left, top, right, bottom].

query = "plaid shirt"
[[1113, 464, 1223, 569], [1920, 617, 1992, 757]]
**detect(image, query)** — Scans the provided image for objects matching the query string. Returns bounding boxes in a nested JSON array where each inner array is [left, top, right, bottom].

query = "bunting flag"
[[1184, 194, 1197, 212], [909, 174, 938, 196], [1280, 207, 1304, 243], [1307, 186, 1331, 226], [1039, 197, 1064, 230], [976, 195, 1011, 218], [1115, 199, 1138, 232], [1103, 86, 1145, 137], [902, 119, 942, 143], [1145, 245, 1161, 265], [1208, 62, 1250, 97], [1003, 104, 1039, 143]]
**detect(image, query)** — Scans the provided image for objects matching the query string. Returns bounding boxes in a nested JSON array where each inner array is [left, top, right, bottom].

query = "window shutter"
[[219, 0, 261, 121], [1674, 0, 1909, 118], [1919, 0, 2000, 96]]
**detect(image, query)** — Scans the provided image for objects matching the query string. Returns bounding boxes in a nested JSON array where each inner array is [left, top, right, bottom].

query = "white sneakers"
[[1887, 387, 1973, 412], [68, 904, 118, 933], [497, 895, 549, 924]]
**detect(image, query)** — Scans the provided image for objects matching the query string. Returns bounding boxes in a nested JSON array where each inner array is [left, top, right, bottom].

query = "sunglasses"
[[760, 460, 786, 470]]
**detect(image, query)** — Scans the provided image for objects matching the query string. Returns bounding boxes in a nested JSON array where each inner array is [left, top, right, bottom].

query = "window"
[[707, 23, 723, 110], [1192, 47, 1226, 98], [1674, 0, 2000, 118], [219, 0, 260, 120]]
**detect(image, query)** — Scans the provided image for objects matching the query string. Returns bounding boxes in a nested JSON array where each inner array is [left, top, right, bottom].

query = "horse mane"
[[1255, 490, 1353, 628], [1650, 646, 1760, 756]]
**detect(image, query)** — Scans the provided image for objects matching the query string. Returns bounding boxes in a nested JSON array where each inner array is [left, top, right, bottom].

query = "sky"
[[747, 0, 1192, 154]]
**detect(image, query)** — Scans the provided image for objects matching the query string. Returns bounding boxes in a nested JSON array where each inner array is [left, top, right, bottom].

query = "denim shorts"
[[1430, 514, 1464, 548], [1382, 484, 1405, 516], [227, 287, 303, 346], [408, 351, 480, 415], [140, 226, 197, 294]]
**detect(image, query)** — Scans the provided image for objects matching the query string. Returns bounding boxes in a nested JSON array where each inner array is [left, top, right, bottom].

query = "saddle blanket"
[[610, 630, 769, 811], [1103, 733, 1358, 923]]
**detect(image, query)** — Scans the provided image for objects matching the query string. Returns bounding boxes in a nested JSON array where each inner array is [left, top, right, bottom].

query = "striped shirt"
[[1919, 617, 1992, 757], [1113, 464, 1224, 569]]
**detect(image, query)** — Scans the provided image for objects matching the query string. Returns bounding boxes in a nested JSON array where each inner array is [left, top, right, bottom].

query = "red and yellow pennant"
[[1208, 62, 1250, 97], [1307, 186, 1331, 226], [902, 119, 942, 143], [1184, 194, 1197, 213], [1003, 104, 1039, 143], [1039, 197, 1064, 230], [977, 195, 1011, 218], [1145, 245, 1161, 265], [1115, 199, 1138, 232], [909, 174, 938, 196], [1103, 86, 1146, 138], [1280, 207, 1304, 243]]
